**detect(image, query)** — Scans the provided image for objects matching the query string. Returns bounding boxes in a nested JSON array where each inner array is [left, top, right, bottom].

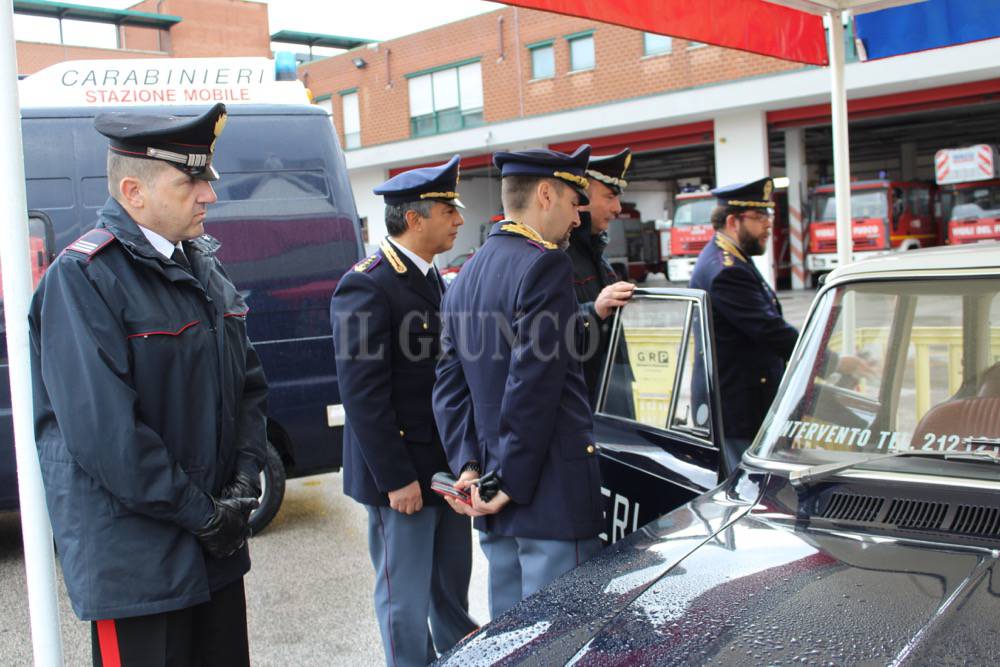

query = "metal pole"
[[0, 2, 66, 665], [827, 10, 853, 270], [784, 127, 809, 290]]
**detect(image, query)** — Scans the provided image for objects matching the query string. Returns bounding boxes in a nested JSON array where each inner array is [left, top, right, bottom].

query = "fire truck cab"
[[667, 187, 790, 287], [665, 189, 715, 283], [806, 180, 938, 276], [936, 145, 1000, 245]]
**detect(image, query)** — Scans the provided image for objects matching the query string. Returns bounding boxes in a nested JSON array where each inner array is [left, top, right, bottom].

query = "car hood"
[[438, 473, 1000, 666]]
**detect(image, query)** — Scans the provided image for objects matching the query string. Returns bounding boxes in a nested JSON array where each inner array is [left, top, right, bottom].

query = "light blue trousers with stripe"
[[366, 505, 477, 667], [478, 531, 602, 620]]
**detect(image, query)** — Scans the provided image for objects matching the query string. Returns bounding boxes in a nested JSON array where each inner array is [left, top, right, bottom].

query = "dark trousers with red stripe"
[[92, 578, 250, 667]]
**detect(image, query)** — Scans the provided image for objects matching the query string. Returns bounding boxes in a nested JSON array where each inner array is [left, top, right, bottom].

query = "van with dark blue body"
[[1, 103, 362, 531]]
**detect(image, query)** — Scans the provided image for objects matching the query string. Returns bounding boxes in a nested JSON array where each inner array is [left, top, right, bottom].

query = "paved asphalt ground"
[[0, 280, 815, 666]]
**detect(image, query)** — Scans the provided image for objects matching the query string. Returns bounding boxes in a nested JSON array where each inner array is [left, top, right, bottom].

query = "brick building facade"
[[302, 8, 803, 151], [15, 0, 270, 76]]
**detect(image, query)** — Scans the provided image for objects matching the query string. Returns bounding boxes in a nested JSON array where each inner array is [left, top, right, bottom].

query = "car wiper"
[[789, 446, 1000, 489]]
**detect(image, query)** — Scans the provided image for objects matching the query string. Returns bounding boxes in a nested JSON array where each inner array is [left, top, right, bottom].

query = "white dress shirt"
[[138, 225, 184, 261], [387, 238, 435, 277]]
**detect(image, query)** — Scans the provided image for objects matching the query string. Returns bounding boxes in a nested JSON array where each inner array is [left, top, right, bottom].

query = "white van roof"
[[18, 57, 311, 108]]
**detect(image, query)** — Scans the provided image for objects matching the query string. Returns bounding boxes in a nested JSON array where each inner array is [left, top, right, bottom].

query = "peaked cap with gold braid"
[[492, 145, 591, 205], [586, 147, 631, 195], [373, 154, 464, 208], [95, 102, 227, 181], [711, 177, 775, 209]]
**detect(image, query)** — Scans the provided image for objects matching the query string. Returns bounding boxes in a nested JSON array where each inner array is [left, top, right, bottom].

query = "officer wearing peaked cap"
[[689, 178, 799, 474], [433, 146, 604, 619], [331, 155, 475, 666], [29, 103, 267, 666], [569, 147, 637, 409]]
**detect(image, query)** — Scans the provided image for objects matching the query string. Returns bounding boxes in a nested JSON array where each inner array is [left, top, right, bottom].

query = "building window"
[[315, 96, 333, 115], [341, 91, 361, 149], [407, 60, 484, 138], [528, 41, 555, 80], [14, 13, 118, 48], [567, 32, 595, 71], [643, 32, 672, 56]]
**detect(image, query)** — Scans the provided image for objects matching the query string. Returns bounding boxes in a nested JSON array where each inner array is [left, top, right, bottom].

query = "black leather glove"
[[476, 470, 501, 503], [193, 497, 259, 559], [221, 471, 262, 501]]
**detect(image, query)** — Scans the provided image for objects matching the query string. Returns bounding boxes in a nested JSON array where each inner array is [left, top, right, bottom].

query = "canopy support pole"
[[827, 9, 854, 271], [0, 2, 66, 664]]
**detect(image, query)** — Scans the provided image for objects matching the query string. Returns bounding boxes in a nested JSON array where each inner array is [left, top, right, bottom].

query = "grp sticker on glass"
[[781, 419, 1000, 453]]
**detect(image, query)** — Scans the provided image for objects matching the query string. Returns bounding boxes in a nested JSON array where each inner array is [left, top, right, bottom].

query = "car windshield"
[[672, 198, 714, 226], [950, 185, 1000, 221], [812, 190, 888, 221], [753, 277, 1000, 478]]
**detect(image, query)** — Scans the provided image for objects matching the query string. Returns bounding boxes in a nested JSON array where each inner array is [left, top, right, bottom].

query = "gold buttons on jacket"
[[399, 429, 405, 437], [586, 444, 596, 455], [760, 377, 767, 384], [422, 322, 428, 330], [583, 321, 590, 328]]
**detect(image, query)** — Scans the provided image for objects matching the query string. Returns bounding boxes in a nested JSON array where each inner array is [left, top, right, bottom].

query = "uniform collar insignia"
[[714, 232, 747, 263], [500, 221, 557, 250], [379, 239, 408, 274]]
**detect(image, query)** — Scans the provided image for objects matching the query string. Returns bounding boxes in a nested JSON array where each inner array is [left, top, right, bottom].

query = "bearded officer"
[[689, 178, 798, 473], [331, 156, 476, 666], [434, 146, 604, 619], [29, 103, 266, 666]]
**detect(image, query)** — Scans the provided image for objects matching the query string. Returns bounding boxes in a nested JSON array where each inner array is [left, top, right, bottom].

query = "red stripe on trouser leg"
[[96, 619, 122, 667]]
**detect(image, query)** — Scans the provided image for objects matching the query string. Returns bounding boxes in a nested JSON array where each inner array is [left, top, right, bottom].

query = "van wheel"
[[249, 441, 286, 536]]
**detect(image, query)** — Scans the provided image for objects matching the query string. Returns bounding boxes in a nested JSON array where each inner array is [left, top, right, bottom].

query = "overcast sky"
[[14, 0, 504, 46]]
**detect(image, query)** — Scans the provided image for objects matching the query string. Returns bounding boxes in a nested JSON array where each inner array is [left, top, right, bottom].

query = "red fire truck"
[[666, 188, 790, 286], [805, 180, 939, 276], [935, 145, 1000, 245], [665, 189, 716, 283]]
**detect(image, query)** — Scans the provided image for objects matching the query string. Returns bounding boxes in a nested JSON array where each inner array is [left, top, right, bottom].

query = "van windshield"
[[753, 278, 1000, 477]]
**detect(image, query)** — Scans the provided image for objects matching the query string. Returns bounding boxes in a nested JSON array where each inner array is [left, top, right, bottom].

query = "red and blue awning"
[[854, 0, 1000, 61], [499, 0, 1000, 65]]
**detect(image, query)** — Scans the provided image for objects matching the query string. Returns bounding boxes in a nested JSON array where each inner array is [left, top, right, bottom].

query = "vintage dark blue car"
[[439, 244, 1000, 665]]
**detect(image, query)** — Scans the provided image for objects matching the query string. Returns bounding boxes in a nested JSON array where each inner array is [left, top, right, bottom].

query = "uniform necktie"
[[427, 268, 443, 297], [171, 246, 191, 273]]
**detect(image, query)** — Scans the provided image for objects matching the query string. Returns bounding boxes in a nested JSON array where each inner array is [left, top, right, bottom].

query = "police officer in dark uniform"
[[433, 146, 604, 619], [330, 156, 476, 667], [568, 148, 636, 408], [29, 103, 266, 666], [689, 178, 798, 473]]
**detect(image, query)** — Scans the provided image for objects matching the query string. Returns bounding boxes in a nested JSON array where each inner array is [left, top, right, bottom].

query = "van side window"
[[212, 171, 331, 204], [26, 178, 73, 210]]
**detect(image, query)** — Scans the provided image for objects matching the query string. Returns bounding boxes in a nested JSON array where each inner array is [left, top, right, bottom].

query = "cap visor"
[[573, 185, 590, 206], [195, 164, 220, 181]]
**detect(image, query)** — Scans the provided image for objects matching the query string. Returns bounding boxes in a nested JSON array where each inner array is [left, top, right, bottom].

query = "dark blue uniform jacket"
[[433, 222, 603, 541], [28, 198, 267, 621], [689, 232, 798, 439], [331, 244, 450, 507]]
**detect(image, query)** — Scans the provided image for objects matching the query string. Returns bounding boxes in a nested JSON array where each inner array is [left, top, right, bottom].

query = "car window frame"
[[594, 288, 724, 451]]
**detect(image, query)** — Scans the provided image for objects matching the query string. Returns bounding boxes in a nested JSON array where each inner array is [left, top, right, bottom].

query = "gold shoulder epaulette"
[[379, 239, 407, 274], [353, 253, 382, 273], [500, 222, 557, 250]]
